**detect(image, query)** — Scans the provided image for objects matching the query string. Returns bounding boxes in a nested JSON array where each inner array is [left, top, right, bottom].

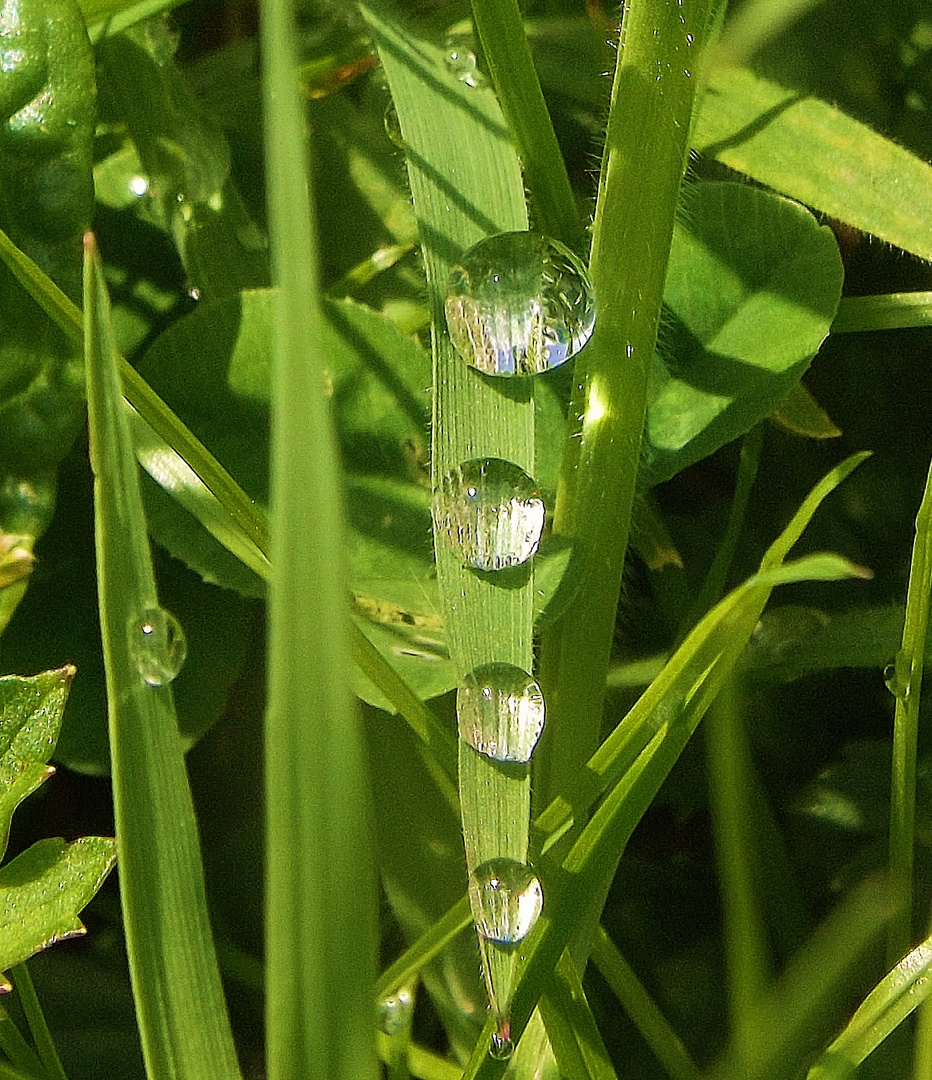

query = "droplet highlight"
[[445, 231, 596, 376], [884, 652, 911, 700], [433, 458, 545, 571], [445, 46, 484, 87], [490, 1026, 514, 1060], [132, 606, 187, 687], [458, 663, 545, 764], [377, 986, 414, 1036], [468, 858, 543, 945]]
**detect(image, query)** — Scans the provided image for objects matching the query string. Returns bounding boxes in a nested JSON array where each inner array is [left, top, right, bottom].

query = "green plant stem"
[[468, 0, 583, 250], [537, 0, 722, 818], [706, 677, 769, 1072], [10, 965, 66, 1080], [832, 292, 932, 333], [0, 1003, 43, 1078], [887, 455, 932, 966]]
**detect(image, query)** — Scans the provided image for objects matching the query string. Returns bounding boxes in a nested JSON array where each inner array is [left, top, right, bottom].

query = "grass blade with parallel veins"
[[261, 0, 377, 1076], [84, 234, 241, 1079]]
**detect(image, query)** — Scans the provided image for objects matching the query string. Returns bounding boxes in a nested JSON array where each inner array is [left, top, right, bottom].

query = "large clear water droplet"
[[132, 606, 187, 687], [445, 231, 596, 376], [458, 663, 545, 763], [377, 986, 414, 1036], [434, 458, 545, 571], [468, 858, 543, 945]]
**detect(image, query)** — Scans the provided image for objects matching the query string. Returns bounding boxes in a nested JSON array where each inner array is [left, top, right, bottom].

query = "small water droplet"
[[458, 663, 544, 763], [445, 231, 596, 376], [445, 46, 484, 87], [434, 458, 545, 571], [468, 858, 543, 945], [490, 1025, 513, 1060], [884, 652, 911, 700], [132, 606, 187, 687], [377, 986, 414, 1036], [383, 101, 405, 149]]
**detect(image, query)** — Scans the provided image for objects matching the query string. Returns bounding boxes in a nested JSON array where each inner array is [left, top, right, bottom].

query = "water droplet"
[[458, 663, 544, 763], [884, 652, 911, 700], [445, 231, 596, 376], [132, 606, 187, 687], [434, 458, 545, 571], [490, 1026, 514, 1060], [377, 986, 414, 1036], [468, 858, 543, 945], [445, 46, 484, 87], [383, 101, 405, 149]]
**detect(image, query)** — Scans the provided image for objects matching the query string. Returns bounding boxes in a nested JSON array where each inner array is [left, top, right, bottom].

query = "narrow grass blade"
[[11, 964, 66, 1080], [469, 0, 582, 249], [808, 935, 932, 1080], [361, 0, 537, 1049], [695, 67, 932, 261], [84, 234, 241, 1078], [590, 926, 700, 1080], [261, 0, 377, 1077], [887, 455, 932, 964], [833, 293, 932, 333], [539, 950, 618, 1080]]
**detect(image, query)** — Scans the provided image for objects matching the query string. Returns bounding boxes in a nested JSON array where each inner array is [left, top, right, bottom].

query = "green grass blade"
[[84, 234, 241, 1079], [887, 455, 932, 965], [539, 950, 618, 1080], [11, 964, 66, 1080], [468, 0, 582, 249], [535, 0, 724, 820], [590, 926, 700, 1080], [808, 934, 932, 1080], [261, 0, 377, 1076], [833, 293, 932, 333], [695, 67, 932, 261]]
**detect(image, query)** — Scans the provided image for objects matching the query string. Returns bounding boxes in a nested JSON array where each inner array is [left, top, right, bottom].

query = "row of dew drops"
[[425, 223, 596, 1061]]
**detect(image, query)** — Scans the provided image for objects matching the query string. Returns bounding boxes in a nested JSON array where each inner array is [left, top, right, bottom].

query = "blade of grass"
[[261, 0, 377, 1076], [887, 454, 932, 965], [832, 293, 932, 333], [539, 950, 618, 1080], [808, 935, 932, 1080], [84, 234, 241, 1078], [10, 964, 66, 1080], [590, 926, 700, 1080], [468, 0, 583, 250]]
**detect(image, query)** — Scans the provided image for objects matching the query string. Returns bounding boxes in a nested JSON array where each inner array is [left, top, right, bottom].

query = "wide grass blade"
[[84, 234, 241, 1078], [261, 0, 377, 1077]]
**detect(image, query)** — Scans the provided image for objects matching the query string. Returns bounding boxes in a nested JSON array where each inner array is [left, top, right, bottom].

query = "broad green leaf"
[[0, 837, 117, 975], [0, 668, 75, 861], [641, 182, 844, 486], [695, 66, 932, 262], [84, 236, 242, 1078]]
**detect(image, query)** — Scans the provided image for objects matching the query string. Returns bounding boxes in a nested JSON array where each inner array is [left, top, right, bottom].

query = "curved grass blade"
[[832, 293, 932, 334], [261, 0, 377, 1075], [807, 935, 932, 1080], [84, 234, 241, 1078]]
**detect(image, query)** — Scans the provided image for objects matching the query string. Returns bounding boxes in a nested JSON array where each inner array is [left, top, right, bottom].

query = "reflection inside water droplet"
[[458, 663, 544, 763], [377, 986, 414, 1036], [434, 458, 545, 571], [445, 46, 484, 87], [884, 652, 911, 700], [468, 858, 543, 945], [445, 231, 596, 376], [489, 1026, 513, 1060], [131, 606, 187, 687]]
